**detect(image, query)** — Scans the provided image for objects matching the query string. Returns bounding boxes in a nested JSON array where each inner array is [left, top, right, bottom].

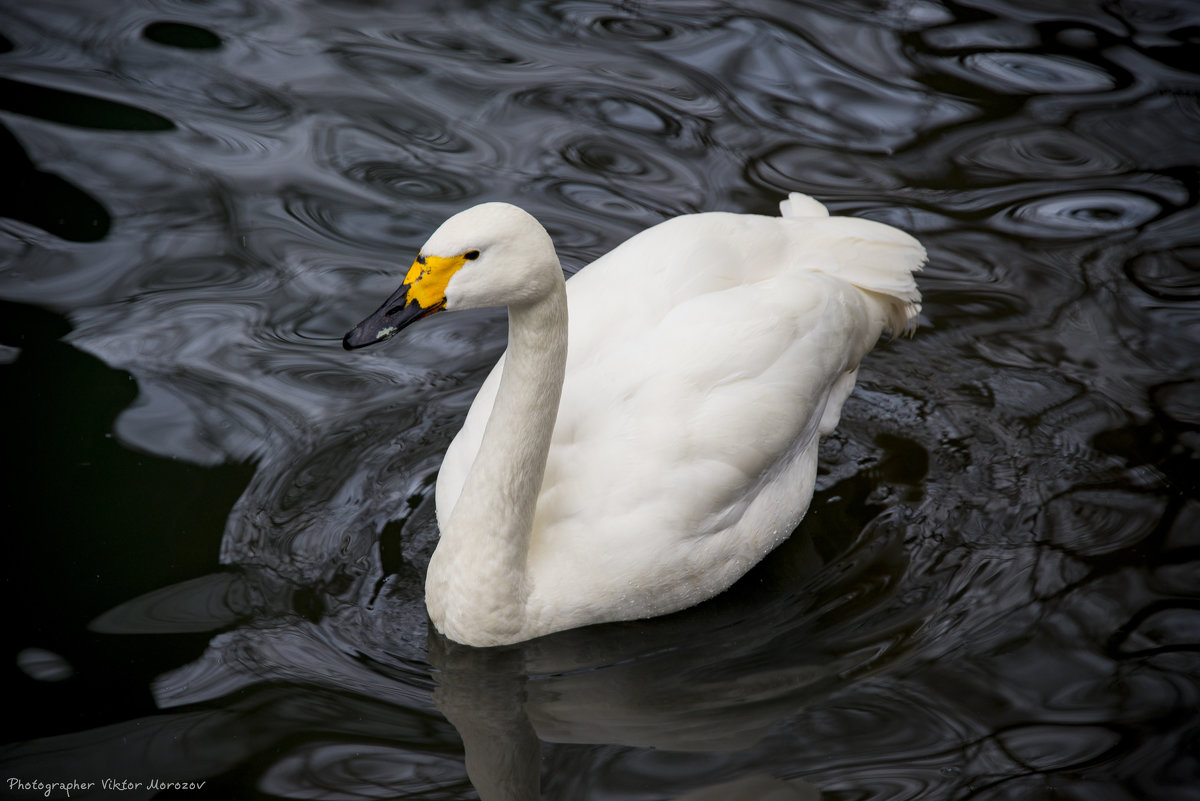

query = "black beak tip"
[[342, 325, 377, 351], [341, 291, 436, 353]]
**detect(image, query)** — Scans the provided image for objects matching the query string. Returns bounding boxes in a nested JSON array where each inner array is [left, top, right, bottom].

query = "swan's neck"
[[426, 280, 568, 646]]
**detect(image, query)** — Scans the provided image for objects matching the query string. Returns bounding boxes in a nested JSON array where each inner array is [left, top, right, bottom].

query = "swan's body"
[[344, 194, 923, 647]]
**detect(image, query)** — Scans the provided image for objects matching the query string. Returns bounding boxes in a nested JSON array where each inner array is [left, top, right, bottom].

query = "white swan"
[[344, 193, 924, 647]]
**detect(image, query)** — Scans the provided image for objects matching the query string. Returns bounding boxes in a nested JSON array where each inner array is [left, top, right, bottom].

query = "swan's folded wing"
[[537, 271, 867, 538]]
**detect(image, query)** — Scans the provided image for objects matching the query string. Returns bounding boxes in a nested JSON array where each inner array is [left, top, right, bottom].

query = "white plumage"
[[344, 193, 924, 647]]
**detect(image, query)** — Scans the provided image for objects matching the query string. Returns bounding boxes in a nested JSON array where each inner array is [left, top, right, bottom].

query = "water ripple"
[[350, 160, 479, 202], [1127, 246, 1200, 301], [959, 52, 1121, 94], [1038, 489, 1165, 557], [258, 741, 467, 799], [547, 179, 676, 227], [953, 126, 1128, 178], [89, 572, 249, 634], [16, 647, 74, 682], [282, 190, 424, 251], [1154, 379, 1200, 427], [999, 190, 1162, 238], [750, 143, 905, 198], [395, 29, 530, 68], [560, 133, 677, 182], [592, 15, 677, 42], [142, 21, 222, 51], [515, 83, 684, 138]]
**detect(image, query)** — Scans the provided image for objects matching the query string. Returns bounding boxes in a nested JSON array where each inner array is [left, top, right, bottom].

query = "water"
[[1, 0, 1198, 798]]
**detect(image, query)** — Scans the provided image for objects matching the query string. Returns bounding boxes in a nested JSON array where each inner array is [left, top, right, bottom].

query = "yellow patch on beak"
[[402, 253, 469, 309]]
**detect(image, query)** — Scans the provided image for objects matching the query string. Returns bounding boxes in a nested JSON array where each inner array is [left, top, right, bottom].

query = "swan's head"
[[343, 202, 560, 350]]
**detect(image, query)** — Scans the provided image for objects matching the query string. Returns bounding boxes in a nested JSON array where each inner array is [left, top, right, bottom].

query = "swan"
[[343, 193, 924, 647]]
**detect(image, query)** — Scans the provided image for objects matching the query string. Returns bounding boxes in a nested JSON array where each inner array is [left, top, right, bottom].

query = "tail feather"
[[781, 193, 924, 336], [779, 192, 830, 219]]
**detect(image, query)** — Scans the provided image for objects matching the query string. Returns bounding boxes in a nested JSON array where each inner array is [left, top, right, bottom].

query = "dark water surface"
[[2, 0, 1199, 799]]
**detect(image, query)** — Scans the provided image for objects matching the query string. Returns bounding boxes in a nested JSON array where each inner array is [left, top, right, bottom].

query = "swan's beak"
[[342, 253, 466, 350], [342, 279, 438, 350]]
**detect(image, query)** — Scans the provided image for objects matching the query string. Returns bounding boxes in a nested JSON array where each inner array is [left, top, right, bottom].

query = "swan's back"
[[437, 195, 923, 630]]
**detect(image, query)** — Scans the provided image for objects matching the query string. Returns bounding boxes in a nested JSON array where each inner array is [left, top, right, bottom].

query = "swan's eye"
[[464, 250, 480, 260]]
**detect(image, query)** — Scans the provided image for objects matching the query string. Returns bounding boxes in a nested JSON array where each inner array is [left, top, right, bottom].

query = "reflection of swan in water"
[[79, 457, 918, 799], [344, 194, 924, 646], [420, 481, 916, 800], [429, 621, 833, 801]]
